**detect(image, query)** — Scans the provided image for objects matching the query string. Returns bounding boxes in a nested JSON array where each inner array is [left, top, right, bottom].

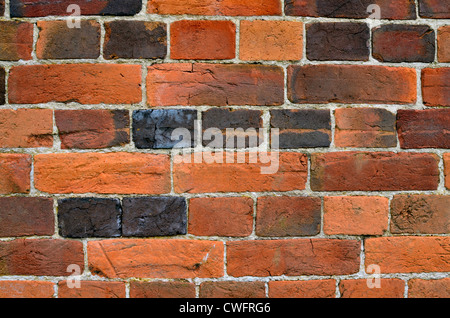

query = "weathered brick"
[[188, 197, 253, 237], [199, 281, 266, 298], [147, 0, 282, 16], [174, 152, 308, 193], [311, 152, 439, 191], [419, 0, 450, 18], [335, 108, 396, 148], [365, 236, 450, 273], [104, 21, 166, 59], [147, 63, 284, 106], [9, 64, 142, 105], [0, 197, 54, 237], [323, 196, 389, 235], [306, 23, 369, 61], [36, 20, 100, 59], [422, 68, 450, 107], [408, 278, 450, 298], [130, 281, 196, 298], [58, 198, 122, 238], [132, 109, 197, 149], [0, 154, 31, 194], [372, 25, 435, 63], [0, 21, 33, 61], [171, 20, 235, 60], [0, 109, 53, 148], [438, 26, 450, 62], [270, 109, 331, 148], [10, 0, 142, 17], [0, 68, 4, 105], [58, 281, 126, 298], [288, 65, 416, 105], [397, 109, 450, 149], [202, 108, 263, 148], [0, 1, 3, 15], [390, 195, 450, 234], [445, 154, 450, 189], [122, 197, 187, 237], [88, 239, 224, 278], [0, 239, 84, 276], [56, 110, 129, 149], [256, 196, 321, 237], [339, 279, 405, 298], [285, 0, 416, 19], [240, 20, 303, 61], [34, 153, 170, 194], [0, 281, 54, 298], [268, 280, 336, 298], [227, 239, 361, 277]]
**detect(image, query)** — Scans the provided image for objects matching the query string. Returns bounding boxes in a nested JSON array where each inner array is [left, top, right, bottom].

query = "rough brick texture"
[[422, 68, 450, 107], [0, 154, 31, 194], [0, 21, 34, 61], [58, 281, 126, 298], [0, 281, 54, 298], [438, 26, 450, 62], [269, 280, 336, 298], [408, 279, 450, 298], [200, 281, 266, 298], [339, 279, 405, 298], [130, 281, 196, 298], [419, 0, 450, 18]]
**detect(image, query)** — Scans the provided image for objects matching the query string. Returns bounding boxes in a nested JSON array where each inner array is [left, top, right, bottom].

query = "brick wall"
[[0, 0, 449, 299]]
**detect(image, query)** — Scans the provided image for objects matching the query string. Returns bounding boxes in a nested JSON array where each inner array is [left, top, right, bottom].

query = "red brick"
[[0, 197, 54, 237], [0, 21, 33, 61], [0, 109, 53, 148], [285, 0, 416, 19], [269, 280, 336, 298], [419, 0, 450, 18], [130, 281, 196, 298], [256, 196, 321, 237], [0, 154, 31, 194], [148, 0, 282, 16], [240, 20, 303, 61], [227, 239, 361, 277], [58, 281, 126, 298], [323, 196, 389, 235], [147, 63, 284, 106], [199, 281, 266, 298], [173, 152, 308, 193], [311, 152, 439, 191], [334, 108, 396, 148], [397, 109, 450, 149], [88, 239, 224, 279], [0, 281, 54, 298], [171, 20, 235, 60], [188, 197, 253, 237], [0, 239, 84, 276], [391, 195, 450, 234], [34, 153, 170, 194], [438, 26, 450, 62], [408, 278, 450, 298], [365, 236, 450, 273], [445, 154, 450, 189], [422, 68, 450, 107], [288, 65, 416, 105], [55, 110, 130, 149], [8, 64, 142, 105], [339, 279, 405, 298]]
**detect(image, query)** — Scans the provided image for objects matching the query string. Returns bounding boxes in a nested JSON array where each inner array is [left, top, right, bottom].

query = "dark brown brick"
[[37, 21, 100, 59], [0, 1, 4, 15], [0, 21, 34, 61], [391, 195, 450, 234], [419, 0, 450, 18], [55, 110, 130, 149], [397, 109, 450, 149], [10, 0, 142, 17], [199, 281, 266, 298], [104, 21, 166, 59], [373, 25, 435, 63], [0, 197, 54, 237], [130, 281, 196, 298], [270, 109, 331, 148], [306, 23, 369, 61]]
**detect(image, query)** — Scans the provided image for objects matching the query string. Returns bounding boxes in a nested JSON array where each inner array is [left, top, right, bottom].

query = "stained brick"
[[130, 281, 196, 298], [438, 26, 450, 62], [0, 68, 4, 105], [419, 0, 450, 18], [0, 21, 34, 61], [0, 154, 31, 194], [339, 279, 405, 298], [0, 281, 54, 298], [408, 278, 450, 298], [199, 281, 266, 298], [422, 68, 450, 107]]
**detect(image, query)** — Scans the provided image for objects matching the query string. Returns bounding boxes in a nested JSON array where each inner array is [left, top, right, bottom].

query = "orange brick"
[[365, 236, 450, 273], [445, 153, 450, 189], [130, 281, 196, 298], [0, 109, 53, 148], [199, 281, 266, 298], [408, 278, 450, 298], [339, 279, 405, 298], [0, 281, 54, 298], [188, 197, 253, 237], [438, 26, 450, 62], [34, 153, 170, 194], [323, 196, 389, 235], [268, 280, 336, 298], [422, 68, 450, 107], [240, 20, 303, 61], [88, 239, 224, 279], [171, 20, 235, 60], [0, 153, 31, 194], [58, 281, 125, 298]]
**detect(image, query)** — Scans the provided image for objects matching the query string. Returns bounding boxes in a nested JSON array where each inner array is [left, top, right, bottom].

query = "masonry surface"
[[0, 0, 449, 299]]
